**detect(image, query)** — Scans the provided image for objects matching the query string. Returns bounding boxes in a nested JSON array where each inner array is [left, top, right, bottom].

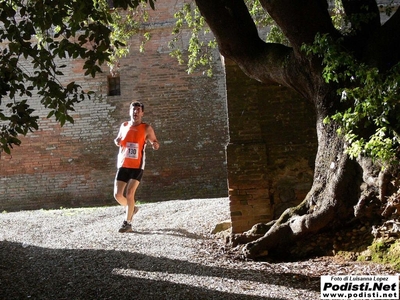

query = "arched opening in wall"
[[108, 74, 121, 96]]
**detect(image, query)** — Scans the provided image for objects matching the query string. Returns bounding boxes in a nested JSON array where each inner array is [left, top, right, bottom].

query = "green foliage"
[[302, 34, 400, 165], [168, 0, 286, 76], [154, 0, 287, 68], [331, 0, 379, 35], [331, 0, 347, 32], [265, 25, 289, 46], [245, 0, 289, 45], [169, 2, 216, 77], [106, 1, 151, 74], [0, 0, 153, 154], [245, 0, 272, 27]]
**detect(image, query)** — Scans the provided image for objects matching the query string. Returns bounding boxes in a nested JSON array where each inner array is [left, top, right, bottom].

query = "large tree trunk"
[[242, 118, 365, 258]]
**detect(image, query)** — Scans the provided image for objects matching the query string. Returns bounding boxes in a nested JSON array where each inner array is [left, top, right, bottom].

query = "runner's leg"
[[125, 179, 140, 222], [114, 180, 128, 206]]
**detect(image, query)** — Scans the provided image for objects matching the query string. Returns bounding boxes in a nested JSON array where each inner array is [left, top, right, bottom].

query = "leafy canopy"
[[315, 1, 400, 165], [0, 0, 152, 154], [303, 34, 400, 166], [169, 2, 216, 77]]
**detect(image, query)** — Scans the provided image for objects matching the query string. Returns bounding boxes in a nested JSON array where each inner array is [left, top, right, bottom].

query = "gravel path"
[[0, 197, 397, 299]]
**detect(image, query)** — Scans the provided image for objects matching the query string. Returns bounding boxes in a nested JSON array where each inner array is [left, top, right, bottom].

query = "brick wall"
[[225, 59, 317, 233], [0, 2, 229, 212]]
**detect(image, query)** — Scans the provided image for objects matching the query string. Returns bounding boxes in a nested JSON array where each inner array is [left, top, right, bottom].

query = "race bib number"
[[126, 142, 139, 159]]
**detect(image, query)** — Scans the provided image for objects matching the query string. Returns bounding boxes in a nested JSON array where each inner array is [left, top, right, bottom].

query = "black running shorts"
[[116, 167, 144, 183]]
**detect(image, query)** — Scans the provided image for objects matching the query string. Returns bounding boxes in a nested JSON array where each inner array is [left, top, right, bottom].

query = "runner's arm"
[[146, 125, 159, 150]]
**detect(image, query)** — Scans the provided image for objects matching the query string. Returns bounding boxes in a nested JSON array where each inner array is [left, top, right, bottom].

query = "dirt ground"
[[0, 198, 398, 300]]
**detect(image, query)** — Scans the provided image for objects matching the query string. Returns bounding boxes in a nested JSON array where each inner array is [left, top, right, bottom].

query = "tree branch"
[[194, 0, 313, 95], [364, 6, 400, 69], [260, 0, 339, 51], [194, 0, 262, 59], [378, 6, 400, 67], [342, 0, 381, 33]]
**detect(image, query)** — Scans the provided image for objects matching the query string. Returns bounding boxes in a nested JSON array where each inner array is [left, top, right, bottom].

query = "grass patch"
[[358, 239, 400, 271]]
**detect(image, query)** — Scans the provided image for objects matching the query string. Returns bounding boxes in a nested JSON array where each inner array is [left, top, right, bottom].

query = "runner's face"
[[130, 105, 143, 121]]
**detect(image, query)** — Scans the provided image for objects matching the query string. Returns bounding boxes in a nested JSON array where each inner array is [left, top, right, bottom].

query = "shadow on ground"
[[0, 241, 320, 300]]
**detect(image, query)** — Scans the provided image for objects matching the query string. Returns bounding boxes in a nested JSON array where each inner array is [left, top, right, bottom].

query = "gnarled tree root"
[[241, 197, 337, 259]]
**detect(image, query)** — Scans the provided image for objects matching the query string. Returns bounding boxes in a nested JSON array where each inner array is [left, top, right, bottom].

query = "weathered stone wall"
[[0, 3, 229, 212], [225, 59, 317, 233]]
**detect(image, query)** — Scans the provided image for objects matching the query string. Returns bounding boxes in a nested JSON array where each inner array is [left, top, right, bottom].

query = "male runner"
[[113, 101, 159, 232]]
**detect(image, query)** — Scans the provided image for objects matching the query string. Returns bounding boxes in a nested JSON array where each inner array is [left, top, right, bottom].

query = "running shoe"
[[118, 221, 132, 233]]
